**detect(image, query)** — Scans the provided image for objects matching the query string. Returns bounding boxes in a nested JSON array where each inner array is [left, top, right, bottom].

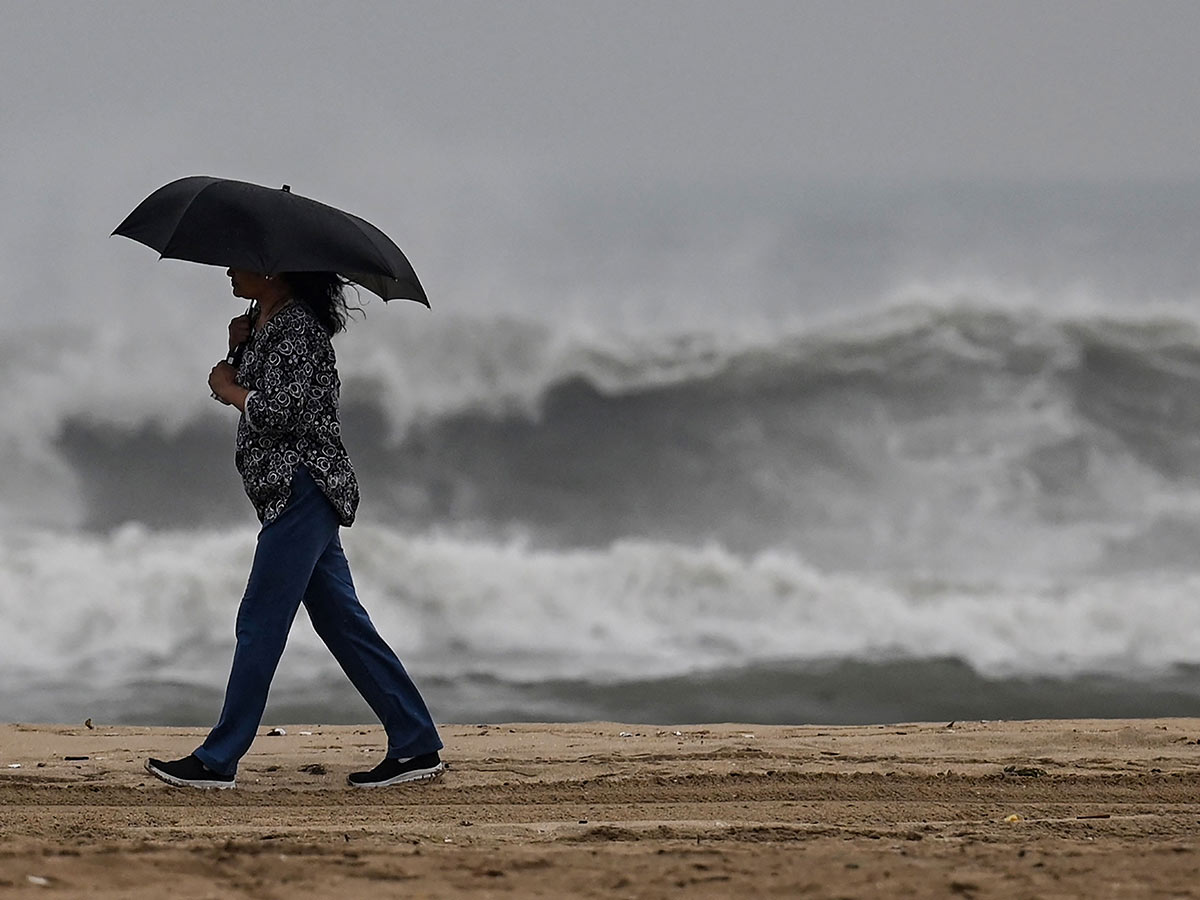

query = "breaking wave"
[[22, 302, 1200, 577], [10, 298, 1200, 723], [4, 522, 1200, 724]]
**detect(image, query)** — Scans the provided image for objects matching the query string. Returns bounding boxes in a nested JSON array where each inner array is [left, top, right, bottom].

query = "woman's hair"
[[278, 271, 360, 335]]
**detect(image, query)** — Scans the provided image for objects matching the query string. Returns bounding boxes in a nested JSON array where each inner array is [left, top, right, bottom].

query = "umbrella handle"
[[227, 302, 257, 366]]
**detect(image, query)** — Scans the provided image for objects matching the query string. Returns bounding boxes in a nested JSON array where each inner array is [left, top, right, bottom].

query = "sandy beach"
[[2, 718, 1199, 897]]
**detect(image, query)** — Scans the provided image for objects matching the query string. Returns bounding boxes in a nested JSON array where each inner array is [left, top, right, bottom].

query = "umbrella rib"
[[341, 215, 403, 278], [338, 214, 429, 304]]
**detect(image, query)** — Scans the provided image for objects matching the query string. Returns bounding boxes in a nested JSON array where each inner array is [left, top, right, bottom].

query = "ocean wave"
[[25, 303, 1200, 576], [6, 524, 1200, 700]]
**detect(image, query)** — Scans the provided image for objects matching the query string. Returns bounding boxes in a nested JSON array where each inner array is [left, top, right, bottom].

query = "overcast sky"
[[5, 0, 1200, 194], [4, 0, 1200, 332]]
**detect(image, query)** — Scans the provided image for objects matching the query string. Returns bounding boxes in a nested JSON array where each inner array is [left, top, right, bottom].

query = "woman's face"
[[227, 268, 273, 300]]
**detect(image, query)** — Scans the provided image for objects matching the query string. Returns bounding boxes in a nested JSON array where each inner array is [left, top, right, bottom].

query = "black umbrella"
[[113, 176, 428, 305]]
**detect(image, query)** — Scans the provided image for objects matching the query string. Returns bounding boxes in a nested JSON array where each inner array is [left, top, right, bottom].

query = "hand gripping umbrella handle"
[[212, 303, 257, 400]]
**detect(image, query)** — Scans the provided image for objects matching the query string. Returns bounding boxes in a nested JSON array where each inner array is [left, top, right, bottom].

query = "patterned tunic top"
[[234, 301, 360, 526]]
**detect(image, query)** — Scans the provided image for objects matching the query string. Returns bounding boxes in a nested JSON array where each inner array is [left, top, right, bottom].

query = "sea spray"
[[7, 523, 1200, 719]]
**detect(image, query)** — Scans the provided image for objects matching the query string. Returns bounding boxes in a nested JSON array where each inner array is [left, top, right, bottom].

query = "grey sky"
[[4, 0, 1200, 192], [5, 0, 1200, 334]]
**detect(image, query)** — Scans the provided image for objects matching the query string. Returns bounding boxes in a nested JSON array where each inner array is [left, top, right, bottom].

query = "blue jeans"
[[194, 467, 442, 776]]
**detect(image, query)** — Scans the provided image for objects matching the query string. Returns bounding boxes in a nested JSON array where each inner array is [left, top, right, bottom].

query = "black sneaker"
[[145, 754, 235, 789], [348, 752, 444, 787]]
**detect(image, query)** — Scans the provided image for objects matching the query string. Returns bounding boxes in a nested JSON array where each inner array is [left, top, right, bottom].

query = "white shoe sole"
[[348, 761, 445, 788], [145, 759, 236, 790]]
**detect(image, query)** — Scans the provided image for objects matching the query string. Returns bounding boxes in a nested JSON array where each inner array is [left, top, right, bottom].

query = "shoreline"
[[3, 718, 1200, 897]]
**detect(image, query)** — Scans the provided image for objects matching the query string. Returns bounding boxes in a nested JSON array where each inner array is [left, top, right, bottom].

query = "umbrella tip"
[[281, 184, 291, 192]]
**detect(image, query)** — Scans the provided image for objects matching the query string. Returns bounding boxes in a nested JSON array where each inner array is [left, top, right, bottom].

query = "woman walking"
[[146, 268, 443, 789]]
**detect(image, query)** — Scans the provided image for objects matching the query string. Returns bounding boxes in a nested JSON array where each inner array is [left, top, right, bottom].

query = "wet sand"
[[2, 719, 1200, 897]]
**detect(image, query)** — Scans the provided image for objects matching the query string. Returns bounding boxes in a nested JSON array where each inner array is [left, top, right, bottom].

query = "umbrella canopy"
[[113, 176, 428, 305]]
